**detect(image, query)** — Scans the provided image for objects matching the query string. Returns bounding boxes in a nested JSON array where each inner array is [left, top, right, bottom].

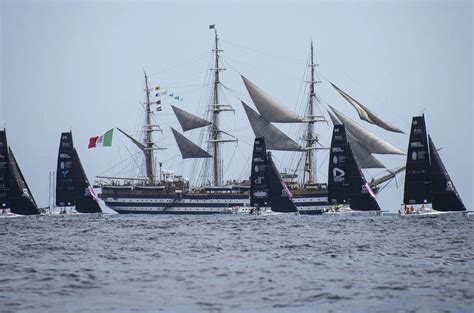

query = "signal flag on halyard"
[[155, 85, 160, 90], [209, 24, 215, 29], [88, 128, 114, 149]]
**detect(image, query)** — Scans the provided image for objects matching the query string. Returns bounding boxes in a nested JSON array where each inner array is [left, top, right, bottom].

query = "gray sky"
[[1, 0, 472, 210]]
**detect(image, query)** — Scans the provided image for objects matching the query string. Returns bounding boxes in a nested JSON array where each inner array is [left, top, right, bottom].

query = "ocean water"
[[1, 213, 473, 313]]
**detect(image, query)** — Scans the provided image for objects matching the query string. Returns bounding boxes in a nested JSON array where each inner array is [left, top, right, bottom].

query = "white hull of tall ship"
[[101, 189, 247, 215], [100, 190, 329, 215], [292, 196, 328, 215]]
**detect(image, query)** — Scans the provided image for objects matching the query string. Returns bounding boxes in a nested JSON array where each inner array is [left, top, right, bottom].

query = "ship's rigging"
[[98, 27, 406, 191]]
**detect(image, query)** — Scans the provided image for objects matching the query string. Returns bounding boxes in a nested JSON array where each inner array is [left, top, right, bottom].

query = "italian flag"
[[88, 128, 114, 148]]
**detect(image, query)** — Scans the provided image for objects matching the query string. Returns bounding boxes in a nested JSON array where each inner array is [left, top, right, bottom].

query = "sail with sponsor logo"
[[56, 131, 101, 213], [327, 124, 380, 211], [403, 115, 465, 212], [250, 137, 297, 213]]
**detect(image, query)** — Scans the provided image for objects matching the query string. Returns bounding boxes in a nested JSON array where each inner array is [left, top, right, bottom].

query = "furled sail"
[[241, 75, 303, 123], [242, 101, 303, 151], [171, 105, 212, 132], [171, 128, 212, 159], [56, 131, 101, 213], [428, 135, 465, 211], [403, 115, 432, 205], [329, 105, 405, 155], [330, 82, 404, 133], [327, 110, 385, 169]]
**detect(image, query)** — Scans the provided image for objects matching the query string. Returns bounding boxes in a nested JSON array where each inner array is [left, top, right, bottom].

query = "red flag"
[[88, 136, 99, 148]]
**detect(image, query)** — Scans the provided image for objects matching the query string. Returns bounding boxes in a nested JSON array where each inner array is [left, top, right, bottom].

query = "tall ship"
[[99, 26, 249, 214], [98, 27, 405, 214], [0, 129, 41, 215]]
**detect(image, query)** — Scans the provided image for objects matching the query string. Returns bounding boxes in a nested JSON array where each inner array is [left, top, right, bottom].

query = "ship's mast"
[[304, 41, 326, 184], [144, 71, 155, 185], [209, 27, 226, 186]]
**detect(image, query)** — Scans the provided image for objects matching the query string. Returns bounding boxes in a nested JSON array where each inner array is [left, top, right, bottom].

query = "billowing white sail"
[[331, 82, 404, 133], [347, 132, 385, 169], [242, 101, 303, 151], [328, 110, 385, 168], [329, 106, 405, 155], [241, 75, 303, 123], [171, 128, 212, 159], [327, 109, 342, 126], [172, 105, 212, 132]]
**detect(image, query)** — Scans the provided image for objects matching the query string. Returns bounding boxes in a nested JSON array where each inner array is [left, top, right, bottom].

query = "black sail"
[[8, 148, 40, 215], [345, 143, 380, 211], [429, 136, 466, 211], [403, 115, 432, 205], [328, 124, 349, 205], [56, 132, 75, 206], [56, 132, 101, 213], [0, 130, 9, 209], [0, 130, 40, 215], [267, 153, 298, 213], [250, 137, 271, 208], [327, 125, 380, 211], [250, 137, 297, 213]]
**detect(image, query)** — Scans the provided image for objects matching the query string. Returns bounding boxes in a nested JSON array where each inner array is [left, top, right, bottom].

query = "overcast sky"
[[1, 0, 472, 210]]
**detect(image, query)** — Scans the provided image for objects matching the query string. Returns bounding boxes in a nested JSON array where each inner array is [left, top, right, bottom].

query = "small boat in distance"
[[55, 131, 101, 214], [0, 129, 41, 216], [401, 115, 466, 216], [249, 137, 298, 214]]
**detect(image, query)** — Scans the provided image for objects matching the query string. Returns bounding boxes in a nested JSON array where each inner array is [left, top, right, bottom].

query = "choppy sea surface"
[[1, 213, 473, 313]]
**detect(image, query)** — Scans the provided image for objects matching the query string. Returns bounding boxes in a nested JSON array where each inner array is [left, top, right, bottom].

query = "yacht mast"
[[304, 41, 326, 184], [144, 71, 155, 185]]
